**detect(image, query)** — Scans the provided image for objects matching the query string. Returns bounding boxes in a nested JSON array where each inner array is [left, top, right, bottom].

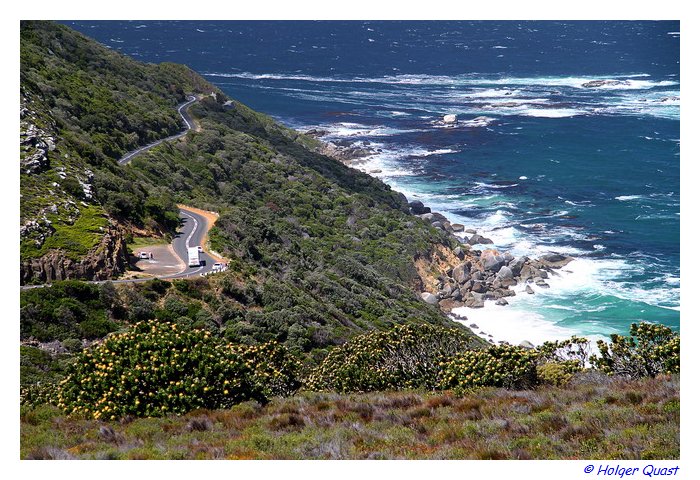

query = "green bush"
[[56, 321, 300, 419], [591, 322, 679, 378], [305, 324, 478, 393], [534, 336, 590, 385], [536, 363, 574, 387], [439, 345, 539, 391], [240, 342, 303, 398]]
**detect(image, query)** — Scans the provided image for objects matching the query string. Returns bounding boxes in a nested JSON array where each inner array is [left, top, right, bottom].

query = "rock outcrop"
[[20, 223, 130, 285]]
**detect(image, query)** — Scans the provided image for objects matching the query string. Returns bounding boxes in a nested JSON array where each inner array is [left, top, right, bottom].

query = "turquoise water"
[[66, 21, 680, 343]]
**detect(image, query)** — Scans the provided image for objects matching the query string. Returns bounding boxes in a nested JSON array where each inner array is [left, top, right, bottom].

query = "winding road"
[[21, 94, 224, 288], [118, 95, 197, 165], [119, 95, 221, 280], [117, 94, 225, 280]]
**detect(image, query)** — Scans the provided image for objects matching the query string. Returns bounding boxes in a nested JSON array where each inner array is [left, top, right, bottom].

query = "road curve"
[[118, 95, 197, 165], [20, 96, 224, 289], [165, 207, 218, 279], [20, 206, 219, 289]]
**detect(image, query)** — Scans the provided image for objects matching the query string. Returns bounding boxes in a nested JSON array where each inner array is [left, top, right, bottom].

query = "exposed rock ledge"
[[411, 204, 574, 315], [20, 223, 130, 285]]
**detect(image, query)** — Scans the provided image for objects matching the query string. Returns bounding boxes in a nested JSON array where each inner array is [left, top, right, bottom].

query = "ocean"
[[64, 20, 680, 345]]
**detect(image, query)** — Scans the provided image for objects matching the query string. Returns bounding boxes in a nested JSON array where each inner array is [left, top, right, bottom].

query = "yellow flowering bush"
[[438, 345, 539, 391], [591, 322, 679, 378], [304, 324, 477, 393], [56, 321, 300, 418]]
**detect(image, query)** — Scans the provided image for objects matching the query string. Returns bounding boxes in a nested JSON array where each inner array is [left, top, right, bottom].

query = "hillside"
[[19, 22, 680, 462], [20, 21, 475, 352]]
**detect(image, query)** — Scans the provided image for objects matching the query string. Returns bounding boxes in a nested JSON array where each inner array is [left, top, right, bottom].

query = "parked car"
[[138, 252, 150, 259], [197, 246, 203, 252]]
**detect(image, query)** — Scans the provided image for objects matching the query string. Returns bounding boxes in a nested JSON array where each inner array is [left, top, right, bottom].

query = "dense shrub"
[[535, 336, 590, 385], [305, 324, 479, 393], [439, 345, 539, 391], [56, 321, 300, 419], [591, 322, 679, 378], [20, 281, 118, 342], [240, 342, 303, 398]]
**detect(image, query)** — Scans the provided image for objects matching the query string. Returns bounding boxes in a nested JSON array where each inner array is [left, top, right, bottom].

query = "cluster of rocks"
[[20, 118, 56, 175], [425, 249, 573, 310], [305, 129, 378, 163], [581, 79, 630, 88], [410, 199, 575, 311], [20, 217, 55, 249], [20, 90, 57, 175], [20, 222, 130, 285]]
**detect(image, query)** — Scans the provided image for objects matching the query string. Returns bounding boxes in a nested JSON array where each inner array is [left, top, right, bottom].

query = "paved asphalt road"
[[20, 96, 223, 288], [118, 95, 197, 165], [167, 208, 218, 279]]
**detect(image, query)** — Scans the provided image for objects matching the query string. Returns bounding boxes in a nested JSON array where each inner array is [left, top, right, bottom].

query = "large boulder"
[[451, 223, 465, 233], [539, 253, 574, 269], [431, 212, 449, 222], [496, 265, 515, 283], [519, 264, 537, 282], [408, 200, 430, 215], [480, 250, 505, 272], [510, 256, 529, 276], [463, 292, 484, 308], [453, 246, 465, 260], [420, 292, 439, 305], [469, 234, 494, 246], [471, 280, 487, 293], [452, 261, 472, 284]]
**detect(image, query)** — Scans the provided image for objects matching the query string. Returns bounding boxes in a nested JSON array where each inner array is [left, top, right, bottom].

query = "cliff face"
[[20, 223, 129, 284]]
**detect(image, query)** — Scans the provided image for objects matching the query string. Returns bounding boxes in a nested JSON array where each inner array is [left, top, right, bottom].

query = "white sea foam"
[[615, 195, 644, 201], [519, 176, 528, 180], [452, 302, 579, 346], [205, 72, 678, 90], [315, 122, 424, 138], [519, 108, 586, 118], [474, 181, 519, 189], [462, 88, 521, 98]]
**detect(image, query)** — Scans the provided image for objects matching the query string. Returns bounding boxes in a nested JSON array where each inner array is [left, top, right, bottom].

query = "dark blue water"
[[64, 21, 680, 344]]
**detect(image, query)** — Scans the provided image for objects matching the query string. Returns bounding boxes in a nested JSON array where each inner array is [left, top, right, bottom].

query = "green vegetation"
[[20, 374, 679, 459], [20, 281, 119, 342], [54, 321, 300, 419], [126, 235, 170, 252], [305, 324, 482, 393], [20, 204, 108, 261], [439, 345, 539, 391], [591, 323, 680, 378], [20, 20, 214, 261]]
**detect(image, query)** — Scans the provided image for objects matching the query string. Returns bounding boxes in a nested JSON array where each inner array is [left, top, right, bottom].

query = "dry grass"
[[20, 373, 679, 460]]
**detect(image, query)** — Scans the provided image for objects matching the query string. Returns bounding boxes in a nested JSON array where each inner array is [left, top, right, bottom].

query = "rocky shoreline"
[[406, 200, 574, 311], [310, 131, 577, 329]]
